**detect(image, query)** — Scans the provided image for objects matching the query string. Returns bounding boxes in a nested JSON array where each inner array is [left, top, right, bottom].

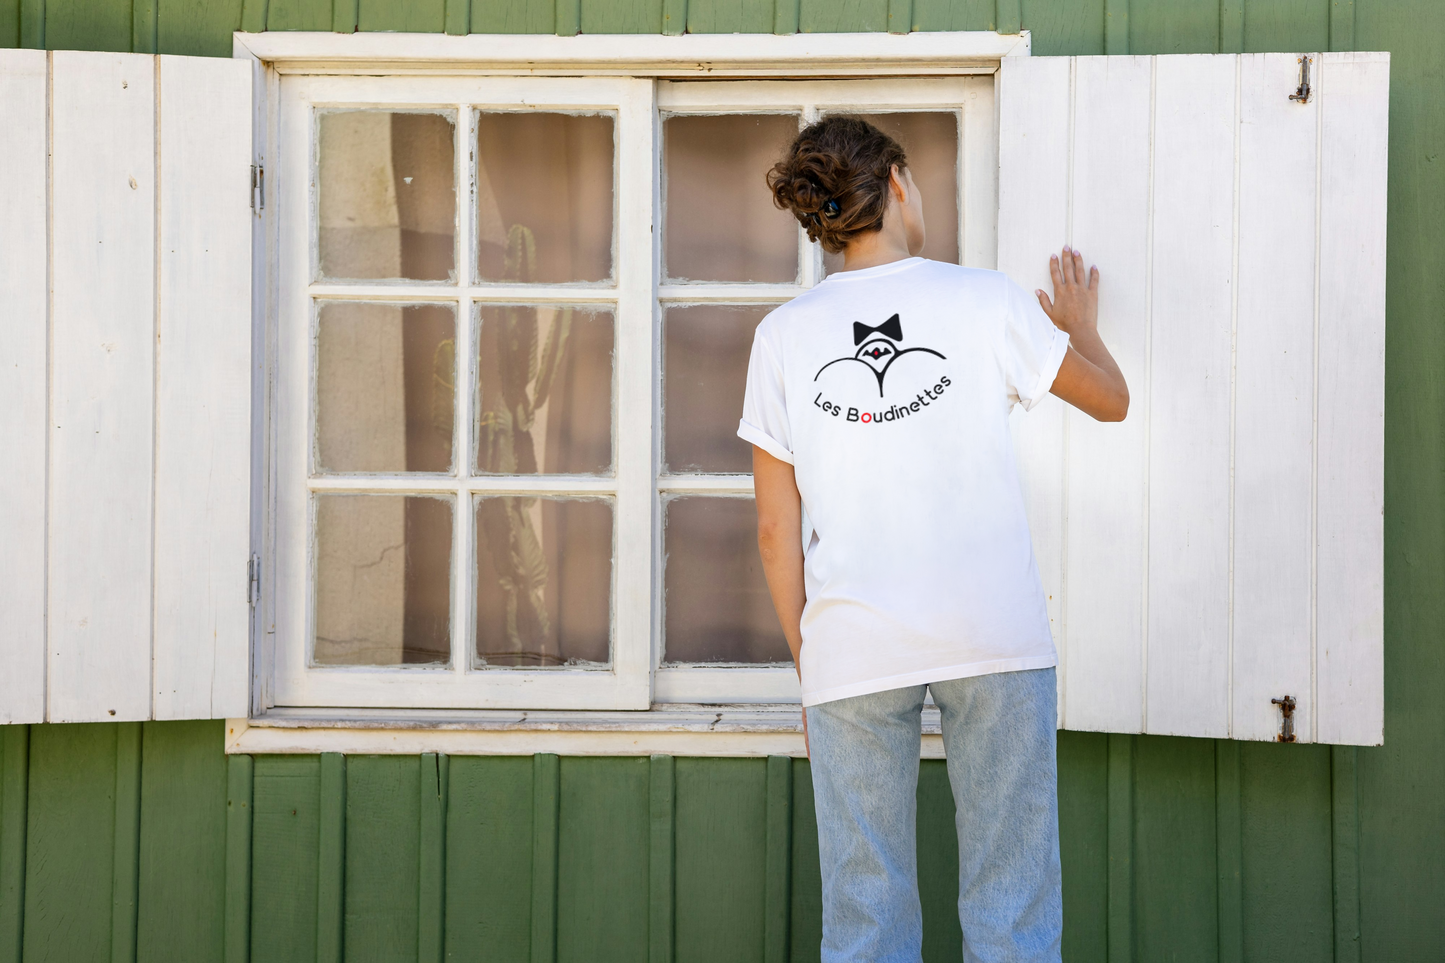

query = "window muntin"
[[271, 74, 994, 712]]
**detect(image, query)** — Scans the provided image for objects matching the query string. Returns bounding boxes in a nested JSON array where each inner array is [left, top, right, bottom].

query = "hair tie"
[[822, 199, 841, 219]]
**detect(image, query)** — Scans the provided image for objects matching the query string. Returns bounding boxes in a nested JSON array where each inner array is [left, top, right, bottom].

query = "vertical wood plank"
[[239, 0, 269, 33], [531, 753, 560, 963], [0, 727, 28, 963], [1315, 52, 1388, 747], [1144, 53, 1237, 739], [131, 0, 155, 53], [886, 0, 911, 33], [345, 757, 421, 963], [24, 724, 119, 962], [915, 760, 962, 960], [788, 760, 821, 963], [111, 722, 142, 963], [1214, 740, 1242, 963], [417, 754, 445, 963], [1106, 733, 1133, 963], [995, 0, 1019, 33], [153, 54, 253, 722], [674, 759, 767, 963], [315, 752, 345, 963], [48, 50, 156, 724], [1219, 0, 1244, 53], [1329, 0, 1354, 51], [1331, 745, 1362, 963], [443, 0, 468, 34], [1057, 732, 1108, 962], [997, 54, 1071, 720], [1104, 0, 1128, 52], [18, 0, 40, 47], [332, 0, 357, 32], [772, 0, 798, 34], [250, 755, 320, 963], [224, 754, 254, 963], [444, 758, 533, 960], [136, 721, 229, 963], [649, 755, 674, 963], [0, 48, 48, 726], [554, 0, 579, 35], [763, 756, 791, 963], [1230, 52, 1320, 742], [1063, 55, 1152, 734], [661, 0, 685, 34]]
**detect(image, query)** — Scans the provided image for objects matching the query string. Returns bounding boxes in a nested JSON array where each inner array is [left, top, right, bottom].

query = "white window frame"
[[232, 29, 1028, 755]]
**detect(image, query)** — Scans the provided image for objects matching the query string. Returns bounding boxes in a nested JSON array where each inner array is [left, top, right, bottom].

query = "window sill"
[[227, 704, 949, 757]]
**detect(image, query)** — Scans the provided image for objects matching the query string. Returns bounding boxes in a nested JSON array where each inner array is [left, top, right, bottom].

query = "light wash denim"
[[805, 668, 1063, 963]]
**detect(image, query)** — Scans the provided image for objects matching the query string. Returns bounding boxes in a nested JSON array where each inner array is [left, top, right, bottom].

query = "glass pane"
[[318, 111, 456, 281], [664, 497, 789, 664], [315, 302, 456, 474], [664, 304, 771, 474], [476, 305, 613, 475], [822, 112, 959, 276], [664, 113, 800, 283], [314, 494, 452, 666], [475, 112, 614, 283], [476, 497, 612, 667]]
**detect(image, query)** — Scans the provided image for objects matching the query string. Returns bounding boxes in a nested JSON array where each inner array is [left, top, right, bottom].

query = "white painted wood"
[[1060, 55, 1153, 734], [233, 29, 1029, 76], [0, 50, 49, 725], [997, 54, 1070, 719], [1139, 55, 1238, 739], [152, 55, 254, 720], [1315, 52, 1389, 746], [959, 74, 998, 269], [653, 667, 801, 704], [47, 51, 157, 723], [999, 52, 1387, 744], [1229, 53, 1320, 742]]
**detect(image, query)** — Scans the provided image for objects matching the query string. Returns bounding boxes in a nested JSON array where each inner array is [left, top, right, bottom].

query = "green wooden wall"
[[2, 0, 1443, 959]]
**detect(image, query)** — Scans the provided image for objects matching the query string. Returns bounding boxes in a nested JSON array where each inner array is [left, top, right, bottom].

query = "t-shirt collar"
[[820, 256, 927, 282]]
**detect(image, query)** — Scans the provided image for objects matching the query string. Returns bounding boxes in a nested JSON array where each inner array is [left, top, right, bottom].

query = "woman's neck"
[[839, 216, 914, 273]]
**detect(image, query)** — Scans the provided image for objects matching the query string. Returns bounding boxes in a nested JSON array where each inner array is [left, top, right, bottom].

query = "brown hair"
[[766, 116, 908, 255]]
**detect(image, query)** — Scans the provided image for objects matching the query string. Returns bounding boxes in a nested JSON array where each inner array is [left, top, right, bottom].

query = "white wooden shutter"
[[999, 52, 1388, 746], [0, 49, 253, 724]]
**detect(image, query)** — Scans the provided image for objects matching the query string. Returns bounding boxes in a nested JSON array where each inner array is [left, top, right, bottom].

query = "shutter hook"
[[1272, 696, 1298, 742], [1289, 56, 1312, 104]]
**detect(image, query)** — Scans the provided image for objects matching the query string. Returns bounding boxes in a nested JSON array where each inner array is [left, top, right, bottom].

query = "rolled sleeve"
[[1003, 276, 1071, 410]]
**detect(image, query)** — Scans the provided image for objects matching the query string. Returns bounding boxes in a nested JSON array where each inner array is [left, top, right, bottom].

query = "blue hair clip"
[[822, 199, 841, 219]]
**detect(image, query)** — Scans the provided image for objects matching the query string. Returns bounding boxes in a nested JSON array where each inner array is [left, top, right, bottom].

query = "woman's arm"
[[752, 445, 810, 752], [1036, 245, 1130, 422]]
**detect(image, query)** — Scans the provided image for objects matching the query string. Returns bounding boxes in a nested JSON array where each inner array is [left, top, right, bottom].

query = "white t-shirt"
[[737, 257, 1070, 707]]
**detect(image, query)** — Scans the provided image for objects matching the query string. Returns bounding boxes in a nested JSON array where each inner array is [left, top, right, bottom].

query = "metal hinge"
[[1289, 56, 1312, 104], [248, 554, 261, 606], [250, 164, 265, 212], [1272, 695, 1298, 742]]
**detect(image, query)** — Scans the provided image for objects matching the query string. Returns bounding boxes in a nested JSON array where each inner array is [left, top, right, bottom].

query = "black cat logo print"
[[813, 314, 946, 397]]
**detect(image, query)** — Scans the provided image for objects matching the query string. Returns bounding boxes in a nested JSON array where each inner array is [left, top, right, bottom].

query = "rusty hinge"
[[1289, 56, 1312, 104], [1272, 695, 1298, 742], [250, 164, 266, 212]]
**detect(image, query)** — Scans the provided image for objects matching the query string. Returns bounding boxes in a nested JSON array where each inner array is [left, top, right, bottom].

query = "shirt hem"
[[801, 654, 1058, 707], [1022, 327, 1071, 411], [737, 419, 794, 465]]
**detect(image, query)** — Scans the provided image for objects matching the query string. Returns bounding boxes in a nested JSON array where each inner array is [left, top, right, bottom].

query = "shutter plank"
[[1061, 55, 1152, 734], [1315, 53, 1388, 746], [1144, 55, 1236, 738], [0, 50, 49, 725], [1230, 53, 1320, 741], [48, 51, 156, 723], [997, 55, 1070, 718], [153, 55, 253, 720]]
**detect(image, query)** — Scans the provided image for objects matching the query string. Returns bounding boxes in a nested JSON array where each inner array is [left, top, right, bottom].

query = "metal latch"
[[250, 164, 265, 212], [248, 554, 261, 606], [1272, 696, 1298, 742], [1289, 56, 1312, 104]]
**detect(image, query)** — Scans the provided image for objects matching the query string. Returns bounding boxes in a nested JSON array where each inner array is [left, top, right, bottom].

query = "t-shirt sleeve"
[[737, 322, 794, 465], [1002, 275, 1071, 411]]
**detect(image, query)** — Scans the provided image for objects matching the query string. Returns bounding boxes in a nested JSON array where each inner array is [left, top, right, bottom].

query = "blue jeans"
[[805, 668, 1063, 963]]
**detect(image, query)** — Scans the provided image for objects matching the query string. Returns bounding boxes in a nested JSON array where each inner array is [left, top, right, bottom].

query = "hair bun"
[[766, 116, 907, 254]]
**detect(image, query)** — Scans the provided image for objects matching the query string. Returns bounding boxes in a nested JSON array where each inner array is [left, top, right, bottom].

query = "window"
[[270, 73, 998, 711]]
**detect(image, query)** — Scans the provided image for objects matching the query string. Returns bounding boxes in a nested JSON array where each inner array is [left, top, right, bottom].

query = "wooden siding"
[[0, 0, 1441, 957], [0, 721, 1384, 961]]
